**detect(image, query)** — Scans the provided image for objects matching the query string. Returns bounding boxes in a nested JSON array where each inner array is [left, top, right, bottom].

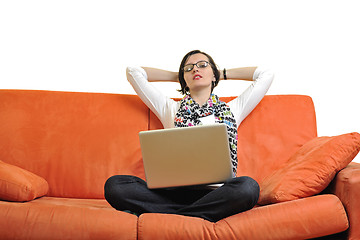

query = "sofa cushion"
[[0, 160, 48, 202], [259, 132, 360, 205], [0, 90, 149, 198], [236, 95, 318, 184], [0, 197, 138, 240], [137, 195, 348, 240]]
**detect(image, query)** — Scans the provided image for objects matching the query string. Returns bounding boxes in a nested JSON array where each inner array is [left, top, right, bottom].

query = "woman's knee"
[[104, 175, 122, 201], [226, 176, 260, 204], [104, 175, 144, 200]]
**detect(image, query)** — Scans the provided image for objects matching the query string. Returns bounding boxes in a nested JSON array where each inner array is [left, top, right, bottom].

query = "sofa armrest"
[[328, 162, 360, 239]]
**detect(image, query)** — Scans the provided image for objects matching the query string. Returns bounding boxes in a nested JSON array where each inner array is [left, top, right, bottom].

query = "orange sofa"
[[0, 89, 359, 240]]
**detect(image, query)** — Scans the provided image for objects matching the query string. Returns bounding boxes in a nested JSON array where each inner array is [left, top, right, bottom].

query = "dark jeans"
[[104, 175, 259, 222]]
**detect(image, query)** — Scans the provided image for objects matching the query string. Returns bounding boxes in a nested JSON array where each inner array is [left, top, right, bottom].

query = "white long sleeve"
[[126, 66, 179, 129], [228, 67, 274, 127]]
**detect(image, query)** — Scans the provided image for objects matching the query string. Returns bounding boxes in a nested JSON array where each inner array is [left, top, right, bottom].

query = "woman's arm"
[[126, 66, 178, 128], [227, 67, 274, 126], [220, 67, 258, 81], [142, 67, 178, 83]]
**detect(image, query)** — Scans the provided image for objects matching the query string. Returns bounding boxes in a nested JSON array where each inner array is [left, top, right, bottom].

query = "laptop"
[[139, 124, 233, 189]]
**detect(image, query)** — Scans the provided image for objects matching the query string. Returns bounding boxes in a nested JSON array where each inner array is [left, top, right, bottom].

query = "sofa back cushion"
[[0, 90, 148, 198], [149, 95, 318, 184]]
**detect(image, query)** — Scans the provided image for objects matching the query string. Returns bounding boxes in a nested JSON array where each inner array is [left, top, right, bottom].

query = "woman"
[[104, 50, 274, 222]]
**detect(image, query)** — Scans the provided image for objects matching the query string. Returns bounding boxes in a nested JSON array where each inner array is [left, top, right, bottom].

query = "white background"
[[1, 0, 359, 162]]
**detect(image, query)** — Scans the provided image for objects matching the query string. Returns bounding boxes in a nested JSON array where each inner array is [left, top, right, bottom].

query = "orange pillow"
[[0, 160, 49, 202], [259, 132, 360, 205]]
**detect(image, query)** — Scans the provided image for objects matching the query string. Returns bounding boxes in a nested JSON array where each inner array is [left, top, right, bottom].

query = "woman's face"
[[183, 53, 215, 93]]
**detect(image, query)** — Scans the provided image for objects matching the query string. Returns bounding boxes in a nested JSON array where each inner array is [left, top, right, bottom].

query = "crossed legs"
[[104, 175, 259, 222]]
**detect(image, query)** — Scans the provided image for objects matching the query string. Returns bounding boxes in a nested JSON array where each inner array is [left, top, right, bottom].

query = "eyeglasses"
[[183, 61, 210, 72]]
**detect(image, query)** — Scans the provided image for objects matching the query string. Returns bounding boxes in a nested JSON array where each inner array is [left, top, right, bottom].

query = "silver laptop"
[[139, 124, 233, 189]]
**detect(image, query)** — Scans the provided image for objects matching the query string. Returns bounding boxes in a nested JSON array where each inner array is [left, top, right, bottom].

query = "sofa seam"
[[137, 215, 142, 240], [212, 222, 219, 240], [213, 219, 232, 240]]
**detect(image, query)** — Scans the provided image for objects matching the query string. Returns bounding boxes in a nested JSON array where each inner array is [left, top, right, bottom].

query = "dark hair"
[[178, 50, 220, 95]]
